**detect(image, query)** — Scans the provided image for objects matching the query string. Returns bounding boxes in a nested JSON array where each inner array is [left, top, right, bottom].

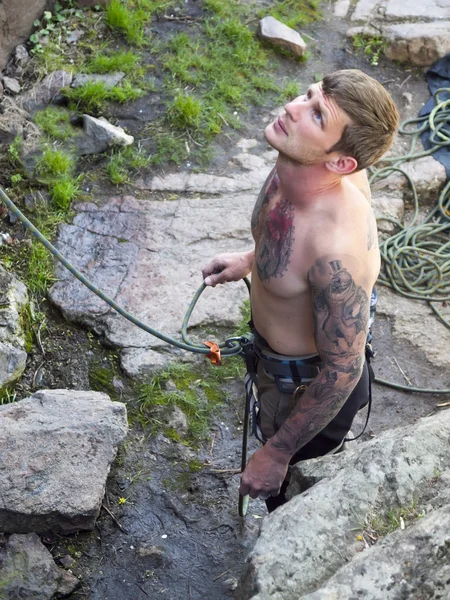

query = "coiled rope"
[[369, 87, 450, 394]]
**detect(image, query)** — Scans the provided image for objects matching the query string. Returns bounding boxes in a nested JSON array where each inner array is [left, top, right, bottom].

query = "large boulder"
[[237, 409, 450, 599], [0, 389, 127, 533], [0, 1, 54, 72], [0, 265, 29, 388]]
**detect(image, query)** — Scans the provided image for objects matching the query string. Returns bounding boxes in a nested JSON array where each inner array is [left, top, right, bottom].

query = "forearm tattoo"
[[270, 259, 369, 456]]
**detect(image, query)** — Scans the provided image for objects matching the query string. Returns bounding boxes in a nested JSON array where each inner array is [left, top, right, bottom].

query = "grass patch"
[[65, 80, 145, 113], [136, 362, 225, 442], [0, 387, 18, 406], [106, 146, 151, 185], [363, 501, 425, 543], [35, 147, 75, 179], [105, 0, 146, 45], [34, 107, 75, 141], [352, 34, 386, 67], [262, 0, 322, 29], [134, 298, 250, 440], [85, 49, 141, 74], [49, 175, 82, 210]]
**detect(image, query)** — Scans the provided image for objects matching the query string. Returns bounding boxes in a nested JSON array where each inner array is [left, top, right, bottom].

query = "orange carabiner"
[[204, 341, 222, 366]]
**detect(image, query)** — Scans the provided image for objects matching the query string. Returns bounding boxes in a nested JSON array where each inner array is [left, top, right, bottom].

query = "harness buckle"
[[204, 341, 222, 366]]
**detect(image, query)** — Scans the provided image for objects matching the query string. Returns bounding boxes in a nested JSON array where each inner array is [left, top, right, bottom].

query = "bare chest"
[[251, 175, 309, 295]]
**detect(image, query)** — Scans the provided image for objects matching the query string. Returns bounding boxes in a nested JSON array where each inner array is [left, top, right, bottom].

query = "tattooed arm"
[[240, 254, 370, 498]]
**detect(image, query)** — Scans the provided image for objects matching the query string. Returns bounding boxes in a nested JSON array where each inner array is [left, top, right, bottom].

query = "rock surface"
[[75, 114, 134, 155], [0, 96, 41, 154], [301, 502, 450, 599], [377, 287, 450, 369], [344, 0, 450, 65], [72, 72, 125, 88], [0, 266, 29, 388], [0, 389, 127, 533], [258, 16, 307, 56], [21, 70, 73, 113], [371, 193, 404, 233], [383, 21, 450, 66], [0, 0, 53, 71], [0, 532, 79, 599], [2, 76, 21, 95], [372, 155, 447, 203], [237, 410, 450, 599]]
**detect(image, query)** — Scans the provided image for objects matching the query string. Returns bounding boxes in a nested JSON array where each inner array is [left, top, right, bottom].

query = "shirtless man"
[[202, 70, 399, 509]]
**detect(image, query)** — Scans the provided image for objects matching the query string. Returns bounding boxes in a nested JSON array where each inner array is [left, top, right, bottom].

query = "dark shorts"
[[249, 326, 370, 461], [256, 357, 370, 462]]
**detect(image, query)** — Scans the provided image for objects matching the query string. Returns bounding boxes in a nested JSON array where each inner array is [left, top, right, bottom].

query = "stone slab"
[[258, 16, 307, 56], [0, 389, 127, 533], [351, 0, 383, 21], [384, 21, 450, 65], [385, 0, 450, 20], [49, 193, 256, 371]]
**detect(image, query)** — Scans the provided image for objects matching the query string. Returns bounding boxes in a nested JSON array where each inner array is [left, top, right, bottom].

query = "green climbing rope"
[[370, 87, 450, 393]]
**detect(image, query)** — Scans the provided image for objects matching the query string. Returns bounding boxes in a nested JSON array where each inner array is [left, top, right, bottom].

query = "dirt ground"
[[5, 1, 450, 598]]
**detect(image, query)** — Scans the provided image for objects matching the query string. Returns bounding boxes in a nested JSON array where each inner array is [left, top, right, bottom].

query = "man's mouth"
[[275, 117, 288, 136]]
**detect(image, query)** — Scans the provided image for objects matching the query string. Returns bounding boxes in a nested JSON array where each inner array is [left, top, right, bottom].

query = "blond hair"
[[322, 69, 400, 171]]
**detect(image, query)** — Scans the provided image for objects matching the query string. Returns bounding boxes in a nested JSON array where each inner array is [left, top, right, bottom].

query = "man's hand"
[[202, 250, 254, 287], [239, 444, 290, 500]]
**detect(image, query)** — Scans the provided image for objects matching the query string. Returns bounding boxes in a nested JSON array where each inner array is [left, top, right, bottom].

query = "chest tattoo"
[[251, 170, 280, 237], [256, 198, 295, 281]]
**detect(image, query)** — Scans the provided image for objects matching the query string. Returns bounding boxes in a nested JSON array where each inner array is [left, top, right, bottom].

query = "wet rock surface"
[[0, 389, 127, 534]]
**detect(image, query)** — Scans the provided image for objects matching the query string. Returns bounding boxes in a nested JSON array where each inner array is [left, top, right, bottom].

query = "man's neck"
[[275, 155, 343, 207]]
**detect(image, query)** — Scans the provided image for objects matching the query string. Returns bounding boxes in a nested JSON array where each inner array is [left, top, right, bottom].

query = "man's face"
[[264, 82, 351, 165]]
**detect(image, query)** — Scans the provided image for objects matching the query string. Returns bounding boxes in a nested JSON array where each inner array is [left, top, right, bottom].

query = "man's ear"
[[325, 155, 358, 175]]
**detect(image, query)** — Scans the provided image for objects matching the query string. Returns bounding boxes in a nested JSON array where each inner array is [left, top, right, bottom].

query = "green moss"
[[19, 303, 35, 354], [188, 459, 203, 473], [89, 360, 118, 399]]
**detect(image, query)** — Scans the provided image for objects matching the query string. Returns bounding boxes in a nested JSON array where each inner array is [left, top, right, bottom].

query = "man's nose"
[[284, 96, 305, 121]]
